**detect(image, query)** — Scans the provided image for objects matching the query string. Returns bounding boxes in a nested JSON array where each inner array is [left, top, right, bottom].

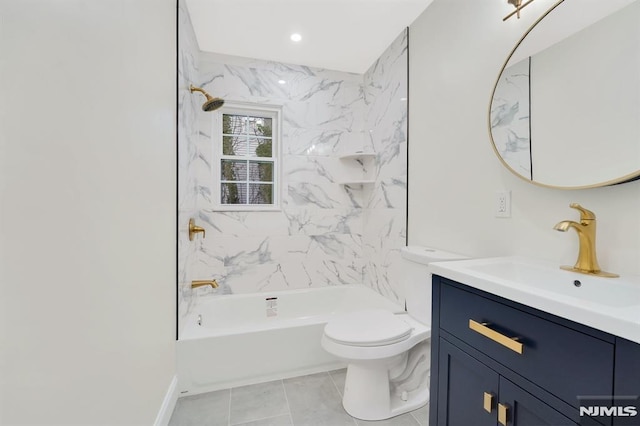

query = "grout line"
[[280, 378, 294, 425], [409, 403, 428, 426], [327, 369, 344, 398], [228, 380, 291, 426], [230, 413, 291, 426], [327, 371, 358, 426]]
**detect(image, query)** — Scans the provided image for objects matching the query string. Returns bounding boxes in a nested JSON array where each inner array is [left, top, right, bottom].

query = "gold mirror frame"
[[488, 0, 640, 189]]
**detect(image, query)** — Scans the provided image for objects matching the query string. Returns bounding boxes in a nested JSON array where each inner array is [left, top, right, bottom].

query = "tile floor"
[[169, 369, 429, 426]]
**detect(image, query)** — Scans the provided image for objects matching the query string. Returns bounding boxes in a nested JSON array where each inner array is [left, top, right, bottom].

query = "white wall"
[[409, 0, 640, 277], [0, 1, 177, 424]]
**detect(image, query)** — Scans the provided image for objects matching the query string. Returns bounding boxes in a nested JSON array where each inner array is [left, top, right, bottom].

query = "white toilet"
[[321, 246, 467, 421]]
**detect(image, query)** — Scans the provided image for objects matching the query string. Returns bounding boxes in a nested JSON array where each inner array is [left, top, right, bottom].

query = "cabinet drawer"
[[439, 283, 614, 407]]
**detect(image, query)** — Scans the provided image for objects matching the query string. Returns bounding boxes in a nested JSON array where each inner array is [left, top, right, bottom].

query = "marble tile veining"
[[361, 30, 408, 302], [178, 23, 408, 333]]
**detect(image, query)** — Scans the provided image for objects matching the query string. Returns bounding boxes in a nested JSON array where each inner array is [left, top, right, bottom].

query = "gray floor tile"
[[328, 369, 347, 396], [356, 412, 420, 426], [233, 414, 293, 426], [168, 372, 429, 426], [409, 403, 429, 426], [230, 380, 289, 425], [168, 389, 230, 426], [284, 372, 357, 426]]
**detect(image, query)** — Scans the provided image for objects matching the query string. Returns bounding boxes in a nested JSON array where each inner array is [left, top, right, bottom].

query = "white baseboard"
[[154, 375, 179, 426]]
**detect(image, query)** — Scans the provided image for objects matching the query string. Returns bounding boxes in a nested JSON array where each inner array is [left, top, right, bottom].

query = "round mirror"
[[489, 0, 640, 189]]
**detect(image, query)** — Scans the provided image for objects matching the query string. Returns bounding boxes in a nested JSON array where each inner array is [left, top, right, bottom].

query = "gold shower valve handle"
[[188, 218, 205, 241]]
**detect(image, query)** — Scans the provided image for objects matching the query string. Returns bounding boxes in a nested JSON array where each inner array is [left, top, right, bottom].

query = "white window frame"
[[212, 102, 282, 211]]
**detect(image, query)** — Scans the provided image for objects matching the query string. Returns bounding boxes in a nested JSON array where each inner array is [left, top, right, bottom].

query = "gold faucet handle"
[[188, 218, 206, 241], [569, 203, 596, 221]]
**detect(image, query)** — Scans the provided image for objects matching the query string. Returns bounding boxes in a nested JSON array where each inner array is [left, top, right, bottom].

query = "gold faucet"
[[188, 218, 206, 241], [191, 279, 219, 289], [553, 203, 618, 278]]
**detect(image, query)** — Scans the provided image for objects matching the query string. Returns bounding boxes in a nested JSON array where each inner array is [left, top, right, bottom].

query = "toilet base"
[[341, 342, 430, 421]]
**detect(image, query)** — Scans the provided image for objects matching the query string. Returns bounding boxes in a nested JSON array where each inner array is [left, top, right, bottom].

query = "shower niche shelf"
[[338, 152, 376, 188], [338, 152, 377, 161], [338, 179, 376, 188]]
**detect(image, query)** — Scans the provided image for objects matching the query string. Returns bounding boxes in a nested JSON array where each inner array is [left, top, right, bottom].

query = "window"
[[214, 103, 280, 210]]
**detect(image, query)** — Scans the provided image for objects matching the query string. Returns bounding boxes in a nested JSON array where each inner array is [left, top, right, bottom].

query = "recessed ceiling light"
[[278, 80, 286, 85], [400, 97, 408, 101], [290, 33, 302, 42]]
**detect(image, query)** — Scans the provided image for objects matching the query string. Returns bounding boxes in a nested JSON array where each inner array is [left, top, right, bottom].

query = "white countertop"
[[429, 256, 640, 345]]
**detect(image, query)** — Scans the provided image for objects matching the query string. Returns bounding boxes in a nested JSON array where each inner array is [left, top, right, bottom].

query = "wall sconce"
[[504, 0, 535, 21]]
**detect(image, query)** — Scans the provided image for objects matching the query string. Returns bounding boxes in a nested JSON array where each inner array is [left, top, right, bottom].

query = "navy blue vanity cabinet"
[[499, 377, 578, 425], [429, 276, 628, 426], [613, 337, 640, 426], [436, 329, 578, 426], [437, 338, 499, 426]]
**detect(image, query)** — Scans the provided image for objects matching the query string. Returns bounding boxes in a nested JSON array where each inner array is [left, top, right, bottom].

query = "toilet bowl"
[[321, 246, 467, 421]]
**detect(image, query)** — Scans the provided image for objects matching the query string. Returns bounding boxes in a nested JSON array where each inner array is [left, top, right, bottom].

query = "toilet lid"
[[324, 310, 413, 347]]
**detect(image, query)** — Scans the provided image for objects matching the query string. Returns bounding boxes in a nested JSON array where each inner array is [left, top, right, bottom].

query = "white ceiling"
[[185, 0, 434, 74]]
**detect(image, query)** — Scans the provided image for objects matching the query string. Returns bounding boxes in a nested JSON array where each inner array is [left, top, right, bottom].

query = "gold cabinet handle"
[[498, 403, 509, 425], [483, 391, 494, 413], [469, 319, 523, 354]]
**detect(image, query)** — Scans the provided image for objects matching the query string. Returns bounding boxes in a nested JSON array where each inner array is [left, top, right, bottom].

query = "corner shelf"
[[338, 151, 376, 189], [339, 152, 377, 161]]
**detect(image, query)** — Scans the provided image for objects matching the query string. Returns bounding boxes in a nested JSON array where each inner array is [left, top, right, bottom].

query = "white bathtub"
[[177, 284, 403, 395]]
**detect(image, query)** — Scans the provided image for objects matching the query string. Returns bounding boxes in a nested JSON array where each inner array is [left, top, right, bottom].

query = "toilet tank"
[[400, 246, 467, 325]]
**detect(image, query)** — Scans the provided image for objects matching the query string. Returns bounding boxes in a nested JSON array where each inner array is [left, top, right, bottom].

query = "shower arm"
[[189, 85, 206, 95]]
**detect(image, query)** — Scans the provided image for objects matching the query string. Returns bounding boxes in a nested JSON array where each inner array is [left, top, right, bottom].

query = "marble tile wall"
[[177, 0, 200, 331], [190, 53, 368, 296], [362, 30, 409, 304], [178, 18, 408, 318]]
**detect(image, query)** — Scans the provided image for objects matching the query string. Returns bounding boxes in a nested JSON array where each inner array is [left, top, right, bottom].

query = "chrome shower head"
[[189, 85, 225, 112]]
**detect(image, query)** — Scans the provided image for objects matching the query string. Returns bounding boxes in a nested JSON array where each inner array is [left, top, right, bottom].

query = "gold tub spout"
[[191, 279, 219, 289], [553, 203, 618, 277]]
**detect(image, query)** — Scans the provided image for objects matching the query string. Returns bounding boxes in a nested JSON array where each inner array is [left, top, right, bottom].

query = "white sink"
[[429, 256, 640, 344], [465, 258, 640, 307]]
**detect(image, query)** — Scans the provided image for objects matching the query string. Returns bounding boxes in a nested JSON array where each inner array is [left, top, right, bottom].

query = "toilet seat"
[[324, 310, 413, 347]]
